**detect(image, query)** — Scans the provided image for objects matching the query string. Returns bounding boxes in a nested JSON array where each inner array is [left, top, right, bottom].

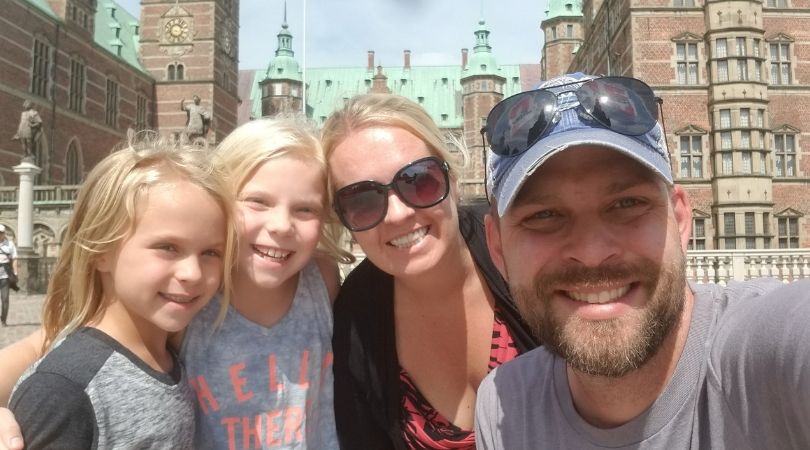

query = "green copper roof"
[[545, 0, 583, 20], [95, 1, 146, 73], [246, 64, 525, 128], [21, 0, 58, 19], [265, 2, 301, 81], [18, 0, 145, 72], [463, 19, 500, 77]]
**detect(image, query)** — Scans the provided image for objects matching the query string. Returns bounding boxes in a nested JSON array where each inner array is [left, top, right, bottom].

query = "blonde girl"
[[178, 117, 352, 449], [8, 138, 236, 449], [0, 119, 351, 450]]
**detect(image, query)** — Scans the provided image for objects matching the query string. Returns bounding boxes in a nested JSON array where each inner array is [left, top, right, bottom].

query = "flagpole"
[[301, 0, 307, 116]]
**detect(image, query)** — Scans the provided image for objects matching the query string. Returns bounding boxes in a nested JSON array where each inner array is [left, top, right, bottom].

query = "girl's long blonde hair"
[[41, 136, 237, 350], [213, 116, 354, 265]]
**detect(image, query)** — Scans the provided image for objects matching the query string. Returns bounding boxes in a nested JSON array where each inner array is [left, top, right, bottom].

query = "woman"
[[322, 94, 538, 449]]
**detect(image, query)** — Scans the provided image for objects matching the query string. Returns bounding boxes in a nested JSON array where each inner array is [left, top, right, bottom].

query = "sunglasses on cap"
[[483, 76, 661, 157], [333, 156, 451, 232]]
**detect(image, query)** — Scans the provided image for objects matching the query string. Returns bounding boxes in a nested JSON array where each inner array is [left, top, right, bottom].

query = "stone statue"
[[12, 100, 42, 162], [180, 95, 211, 142]]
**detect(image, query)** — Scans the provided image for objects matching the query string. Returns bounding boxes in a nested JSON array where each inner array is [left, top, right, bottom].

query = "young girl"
[[179, 117, 352, 449], [0, 118, 349, 450], [8, 138, 237, 449]]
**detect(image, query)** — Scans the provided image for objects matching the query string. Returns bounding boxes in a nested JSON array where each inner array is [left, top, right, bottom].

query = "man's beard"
[[512, 251, 687, 378]]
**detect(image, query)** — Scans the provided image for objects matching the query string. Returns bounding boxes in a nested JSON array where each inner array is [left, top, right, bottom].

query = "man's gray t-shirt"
[[475, 278, 810, 449]]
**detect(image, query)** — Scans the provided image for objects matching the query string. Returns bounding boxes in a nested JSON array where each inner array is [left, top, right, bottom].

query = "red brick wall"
[[0, 0, 155, 185]]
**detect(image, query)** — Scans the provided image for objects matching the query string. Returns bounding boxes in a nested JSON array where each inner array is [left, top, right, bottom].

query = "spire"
[[265, 1, 301, 81], [276, 0, 294, 58], [473, 18, 491, 54], [463, 16, 499, 77]]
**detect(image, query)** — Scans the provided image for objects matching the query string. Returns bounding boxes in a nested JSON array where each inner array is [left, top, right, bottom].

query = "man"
[[0, 225, 17, 327], [475, 73, 810, 449], [12, 100, 42, 161]]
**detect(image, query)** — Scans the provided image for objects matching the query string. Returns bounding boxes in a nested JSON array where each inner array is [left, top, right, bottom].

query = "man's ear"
[[671, 185, 693, 252], [484, 212, 508, 281]]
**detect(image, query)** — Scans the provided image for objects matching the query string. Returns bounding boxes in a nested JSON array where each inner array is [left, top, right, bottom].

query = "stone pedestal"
[[13, 160, 42, 294]]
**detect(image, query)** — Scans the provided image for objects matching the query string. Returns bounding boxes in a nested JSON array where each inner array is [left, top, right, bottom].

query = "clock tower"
[[139, 0, 239, 143]]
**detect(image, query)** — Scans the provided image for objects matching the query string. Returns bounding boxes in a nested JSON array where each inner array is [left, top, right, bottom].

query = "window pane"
[[739, 109, 750, 127], [693, 156, 702, 177], [716, 39, 727, 58], [776, 155, 784, 176], [788, 218, 798, 235], [694, 219, 705, 237], [746, 237, 756, 249], [778, 218, 787, 235], [737, 59, 748, 80], [786, 135, 795, 152], [741, 131, 750, 148], [677, 63, 686, 84], [718, 61, 728, 81], [688, 43, 697, 60], [721, 132, 732, 149], [759, 153, 766, 174], [787, 155, 795, 176], [724, 213, 736, 234], [781, 64, 790, 84], [725, 239, 737, 250], [742, 152, 751, 173], [688, 63, 698, 84], [745, 212, 755, 234], [680, 136, 689, 154], [720, 110, 731, 128], [736, 38, 746, 56]]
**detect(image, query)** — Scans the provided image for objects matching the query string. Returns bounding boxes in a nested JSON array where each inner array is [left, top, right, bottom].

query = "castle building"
[[540, 0, 810, 249], [239, 16, 542, 199], [0, 0, 236, 254]]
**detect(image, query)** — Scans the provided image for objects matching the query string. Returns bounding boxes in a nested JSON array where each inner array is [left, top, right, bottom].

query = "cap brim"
[[495, 128, 673, 217]]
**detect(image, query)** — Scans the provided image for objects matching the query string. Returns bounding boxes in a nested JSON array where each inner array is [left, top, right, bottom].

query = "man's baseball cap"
[[486, 72, 673, 217]]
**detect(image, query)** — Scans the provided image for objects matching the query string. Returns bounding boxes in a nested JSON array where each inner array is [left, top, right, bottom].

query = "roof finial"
[[282, 0, 288, 29]]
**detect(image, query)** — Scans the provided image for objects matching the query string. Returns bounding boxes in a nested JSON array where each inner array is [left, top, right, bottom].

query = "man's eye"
[[615, 198, 643, 208]]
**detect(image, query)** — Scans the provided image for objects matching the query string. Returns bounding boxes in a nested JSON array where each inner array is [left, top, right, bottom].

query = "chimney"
[[367, 51, 375, 71], [404, 50, 411, 70], [371, 65, 391, 94], [461, 48, 469, 69]]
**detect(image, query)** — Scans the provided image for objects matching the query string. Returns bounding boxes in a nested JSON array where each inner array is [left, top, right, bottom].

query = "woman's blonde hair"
[[42, 135, 237, 350], [320, 94, 461, 191], [213, 116, 353, 265]]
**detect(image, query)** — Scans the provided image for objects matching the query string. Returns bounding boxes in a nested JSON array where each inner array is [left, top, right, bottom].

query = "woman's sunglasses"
[[333, 156, 451, 232], [484, 76, 661, 157]]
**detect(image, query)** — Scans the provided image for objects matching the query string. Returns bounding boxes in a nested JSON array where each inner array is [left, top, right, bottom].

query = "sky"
[[118, 0, 549, 70]]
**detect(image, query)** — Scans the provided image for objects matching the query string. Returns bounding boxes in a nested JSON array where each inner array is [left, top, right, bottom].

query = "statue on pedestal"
[[180, 95, 211, 143], [12, 100, 42, 163]]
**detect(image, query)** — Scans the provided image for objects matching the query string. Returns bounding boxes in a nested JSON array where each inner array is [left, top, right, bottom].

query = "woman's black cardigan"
[[332, 205, 539, 450]]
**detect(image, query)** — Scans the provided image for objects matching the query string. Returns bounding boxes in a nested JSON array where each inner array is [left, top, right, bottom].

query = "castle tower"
[[704, 0, 773, 250], [461, 18, 505, 200], [260, 2, 303, 117], [139, 0, 239, 143], [541, 0, 583, 78]]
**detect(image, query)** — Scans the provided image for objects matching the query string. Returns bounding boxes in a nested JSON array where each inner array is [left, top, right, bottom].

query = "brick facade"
[[542, 0, 810, 248]]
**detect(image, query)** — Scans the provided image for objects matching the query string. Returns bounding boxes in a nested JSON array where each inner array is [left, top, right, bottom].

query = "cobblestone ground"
[[0, 294, 44, 348]]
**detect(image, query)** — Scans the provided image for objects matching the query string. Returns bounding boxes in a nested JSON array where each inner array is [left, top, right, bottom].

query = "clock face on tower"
[[164, 18, 190, 43]]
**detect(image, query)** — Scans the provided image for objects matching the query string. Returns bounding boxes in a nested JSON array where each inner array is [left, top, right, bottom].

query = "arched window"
[[167, 63, 185, 81], [65, 140, 82, 184]]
